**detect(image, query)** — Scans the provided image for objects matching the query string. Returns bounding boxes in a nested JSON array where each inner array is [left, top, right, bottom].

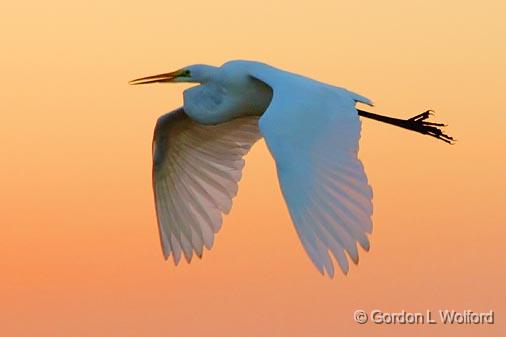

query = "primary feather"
[[152, 108, 260, 263], [248, 63, 373, 276]]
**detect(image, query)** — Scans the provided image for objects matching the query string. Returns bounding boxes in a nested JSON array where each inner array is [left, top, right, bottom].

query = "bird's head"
[[129, 64, 217, 85]]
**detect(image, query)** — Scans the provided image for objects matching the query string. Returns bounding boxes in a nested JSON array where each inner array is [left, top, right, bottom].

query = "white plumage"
[[131, 60, 452, 277], [152, 110, 260, 263]]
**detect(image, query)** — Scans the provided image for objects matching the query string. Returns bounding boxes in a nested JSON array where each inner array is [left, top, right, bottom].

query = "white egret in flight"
[[130, 60, 453, 277]]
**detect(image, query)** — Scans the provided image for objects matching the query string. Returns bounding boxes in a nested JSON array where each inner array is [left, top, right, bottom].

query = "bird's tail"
[[348, 90, 374, 106]]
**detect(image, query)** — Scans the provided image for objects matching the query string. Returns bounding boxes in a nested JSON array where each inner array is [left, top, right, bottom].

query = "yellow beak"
[[129, 69, 184, 85]]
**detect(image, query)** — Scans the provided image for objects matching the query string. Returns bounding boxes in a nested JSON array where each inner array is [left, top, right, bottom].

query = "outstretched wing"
[[152, 108, 260, 264], [251, 70, 373, 277]]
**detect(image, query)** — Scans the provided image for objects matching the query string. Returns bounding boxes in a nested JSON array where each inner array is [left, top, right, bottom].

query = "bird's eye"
[[182, 70, 191, 77]]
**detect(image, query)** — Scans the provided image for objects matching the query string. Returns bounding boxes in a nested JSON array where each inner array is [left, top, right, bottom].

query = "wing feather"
[[249, 68, 374, 277], [152, 108, 260, 263]]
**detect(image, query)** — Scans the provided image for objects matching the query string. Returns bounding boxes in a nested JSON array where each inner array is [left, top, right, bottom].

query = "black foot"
[[406, 110, 455, 144]]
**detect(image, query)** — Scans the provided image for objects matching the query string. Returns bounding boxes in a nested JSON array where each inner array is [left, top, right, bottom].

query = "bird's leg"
[[357, 109, 455, 144]]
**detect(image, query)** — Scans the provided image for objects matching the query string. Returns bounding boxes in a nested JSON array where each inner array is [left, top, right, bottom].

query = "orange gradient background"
[[1, 1, 505, 336]]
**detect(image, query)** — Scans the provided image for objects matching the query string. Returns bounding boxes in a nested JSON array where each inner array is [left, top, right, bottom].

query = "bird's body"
[[130, 60, 453, 277]]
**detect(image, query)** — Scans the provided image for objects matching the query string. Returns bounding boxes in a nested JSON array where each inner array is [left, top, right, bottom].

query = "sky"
[[1, 1, 505, 336]]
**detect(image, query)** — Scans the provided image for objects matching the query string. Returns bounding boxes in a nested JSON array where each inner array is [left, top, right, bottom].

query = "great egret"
[[130, 60, 453, 277]]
